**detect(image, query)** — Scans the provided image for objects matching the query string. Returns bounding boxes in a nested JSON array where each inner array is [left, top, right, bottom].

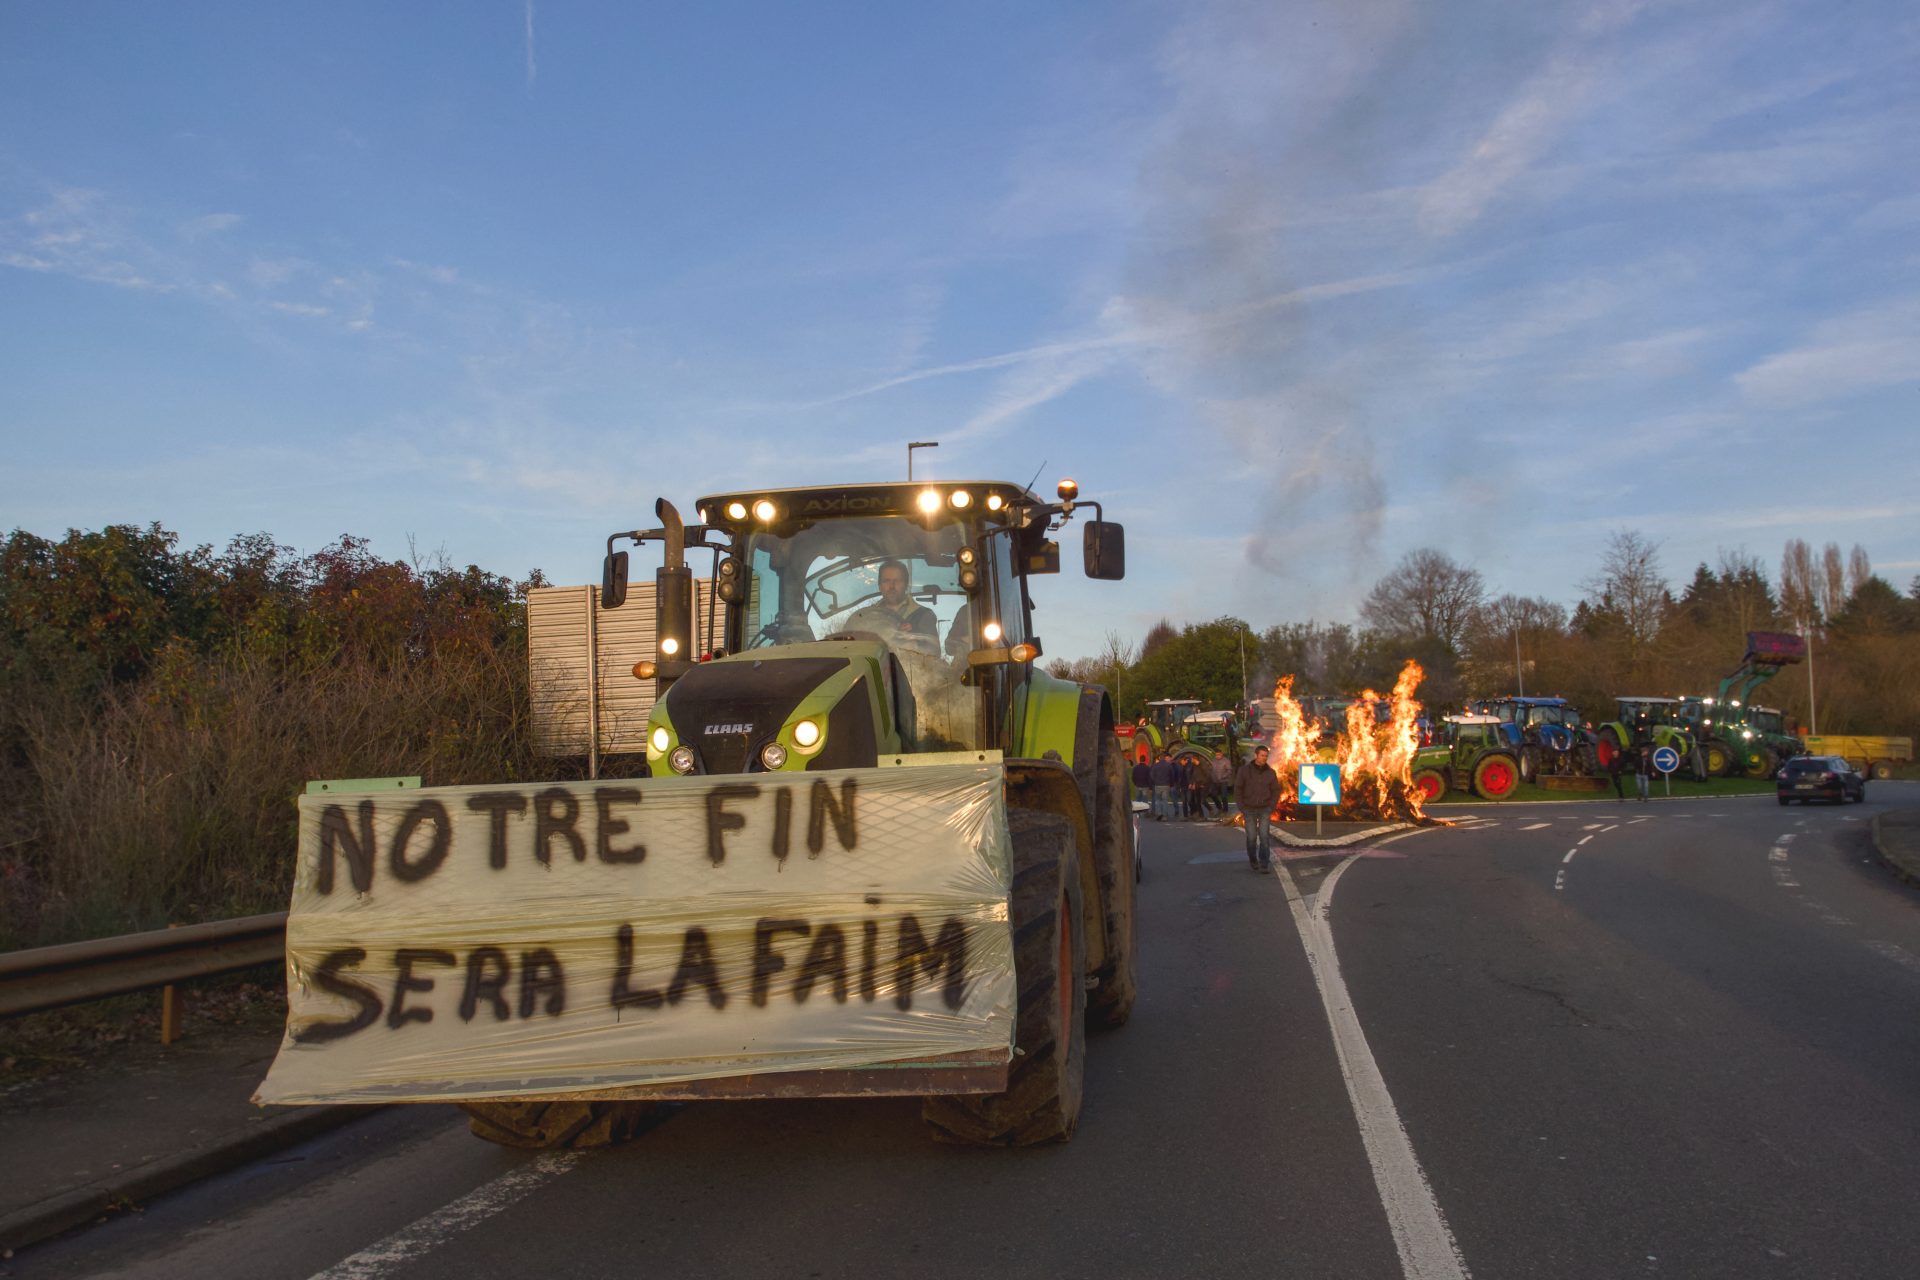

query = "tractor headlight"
[[753, 499, 778, 522], [792, 718, 823, 751], [668, 745, 697, 774], [982, 620, 1004, 644], [760, 742, 789, 770], [649, 726, 671, 754], [726, 501, 748, 520]]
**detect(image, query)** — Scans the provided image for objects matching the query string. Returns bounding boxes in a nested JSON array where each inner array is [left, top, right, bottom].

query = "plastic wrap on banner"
[[254, 761, 1015, 1104]]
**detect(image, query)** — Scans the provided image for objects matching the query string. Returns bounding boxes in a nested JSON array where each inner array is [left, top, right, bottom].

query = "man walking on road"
[[1234, 746, 1283, 871], [1635, 742, 1653, 802], [1210, 751, 1233, 818]]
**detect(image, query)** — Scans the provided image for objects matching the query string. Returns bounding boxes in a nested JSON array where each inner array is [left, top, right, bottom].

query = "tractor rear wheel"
[[1086, 734, 1138, 1030], [461, 1099, 669, 1149], [924, 809, 1086, 1146], [1704, 741, 1732, 776], [1413, 769, 1447, 803], [1472, 753, 1520, 800], [1743, 749, 1778, 779]]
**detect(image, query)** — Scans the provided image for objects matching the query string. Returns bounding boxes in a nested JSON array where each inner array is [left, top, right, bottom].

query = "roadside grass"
[[1428, 775, 1778, 804]]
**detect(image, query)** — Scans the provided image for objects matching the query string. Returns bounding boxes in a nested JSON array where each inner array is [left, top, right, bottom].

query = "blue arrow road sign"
[[1299, 762, 1342, 806], [1652, 745, 1681, 774]]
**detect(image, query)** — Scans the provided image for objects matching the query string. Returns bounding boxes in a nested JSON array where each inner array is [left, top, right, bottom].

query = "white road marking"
[[1578, 835, 1593, 846], [1769, 848, 1789, 863], [1628, 817, 1649, 825], [1778, 833, 1797, 844], [1554, 870, 1567, 891], [1520, 822, 1550, 830], [1582, 823, 1603, 830], [309, 1153, 580, 1280], [1600, 824, 1619, 832], [1771, 865, 1801, 889], [1865, 941, 1920, 974], [1277, 859, 1473, 1280], [1562, 849, 1578, 864]]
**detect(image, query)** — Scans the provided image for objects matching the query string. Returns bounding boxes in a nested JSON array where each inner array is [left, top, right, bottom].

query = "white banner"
[[255, 762, 1015, 1104]]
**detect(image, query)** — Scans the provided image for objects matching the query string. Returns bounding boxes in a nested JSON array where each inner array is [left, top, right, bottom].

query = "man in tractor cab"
[[848, 557, 940, 654]]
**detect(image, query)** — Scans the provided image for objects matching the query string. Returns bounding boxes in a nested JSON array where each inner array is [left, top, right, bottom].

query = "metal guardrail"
[[0, 913, 287, 1019]]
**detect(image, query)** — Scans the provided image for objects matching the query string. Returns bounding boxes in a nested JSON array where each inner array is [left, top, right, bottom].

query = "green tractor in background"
[[1411, 714, 1524, 802], [1679, 632, 1808, 778], [1595, 696, 1704, 780]]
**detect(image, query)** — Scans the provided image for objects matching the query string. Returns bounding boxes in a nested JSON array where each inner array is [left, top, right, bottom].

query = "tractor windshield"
[[742, 514, 973, 658]]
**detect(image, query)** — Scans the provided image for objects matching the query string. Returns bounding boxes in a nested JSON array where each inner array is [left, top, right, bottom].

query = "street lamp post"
[[907, 440, 939, 480]]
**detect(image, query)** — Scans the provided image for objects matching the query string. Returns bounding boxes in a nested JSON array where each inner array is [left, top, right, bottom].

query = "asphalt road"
[[18, 783, 1920, 1280]]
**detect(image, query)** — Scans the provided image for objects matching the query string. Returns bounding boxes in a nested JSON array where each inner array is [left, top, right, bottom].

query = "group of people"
[[1131, 747, 1285, 873], [1134, 751, 1231, 821]]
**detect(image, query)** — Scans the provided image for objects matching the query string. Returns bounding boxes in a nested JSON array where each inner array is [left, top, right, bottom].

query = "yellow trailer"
[[1802, 735, 1913, 780]]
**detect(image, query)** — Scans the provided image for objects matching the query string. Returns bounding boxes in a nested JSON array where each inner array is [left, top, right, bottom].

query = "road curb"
[[1868, 810, 1920, 889], [0, 1104, 377, 1255]]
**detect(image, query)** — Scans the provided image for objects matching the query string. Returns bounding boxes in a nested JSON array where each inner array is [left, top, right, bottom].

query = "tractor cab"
[[600, 478, 1125, 773]]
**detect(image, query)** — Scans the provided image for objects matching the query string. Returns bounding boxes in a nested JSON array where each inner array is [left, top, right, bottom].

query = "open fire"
[[1247, 661, 1445, 826]]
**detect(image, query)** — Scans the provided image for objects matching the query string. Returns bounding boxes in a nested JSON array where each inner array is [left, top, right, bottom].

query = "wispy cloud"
[[524, 2, 538, 92], [1733, 296, 1920, 407]]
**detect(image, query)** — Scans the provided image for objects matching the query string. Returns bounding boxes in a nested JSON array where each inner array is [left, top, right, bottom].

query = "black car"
[[1776, 755, 1866, 805]]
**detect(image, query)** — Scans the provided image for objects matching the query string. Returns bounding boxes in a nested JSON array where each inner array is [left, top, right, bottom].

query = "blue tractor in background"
[[1473, 696, 1596, 782]]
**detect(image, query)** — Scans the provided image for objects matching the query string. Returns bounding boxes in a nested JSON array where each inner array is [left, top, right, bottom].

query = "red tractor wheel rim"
[[1418, 774, 1442, 800], [1484, 762, 1513, 795]]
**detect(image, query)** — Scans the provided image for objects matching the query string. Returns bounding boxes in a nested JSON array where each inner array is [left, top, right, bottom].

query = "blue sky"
[[3, 0, 1917, 661]]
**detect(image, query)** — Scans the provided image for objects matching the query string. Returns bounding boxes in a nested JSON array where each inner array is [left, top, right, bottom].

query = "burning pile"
[[1254, 661, 1442, 826]]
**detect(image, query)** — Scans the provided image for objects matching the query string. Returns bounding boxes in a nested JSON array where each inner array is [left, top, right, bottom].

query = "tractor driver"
[[849, 558, 940, 654]]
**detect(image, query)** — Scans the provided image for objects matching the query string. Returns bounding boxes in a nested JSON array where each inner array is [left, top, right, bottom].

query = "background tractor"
[[1595, 697, 1702, 778], [1473, 696, 1596, 781], [1412, 713, 1524, 801], [1679, 632, 1808, 778]]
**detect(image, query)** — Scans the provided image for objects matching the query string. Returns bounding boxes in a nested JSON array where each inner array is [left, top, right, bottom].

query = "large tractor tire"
[[1703, 740, 1733, 777], [1743, 748, 1778, 780], [461, 1099, 669, 1150], [1412, 769, 1447, 803], [1871, 761, 1894, 781], [1471, 753, 1521, 801], [1086, 734, 1138, 1030], [1518, 745, 1540, 784], [924, 809, 1086, 1146]]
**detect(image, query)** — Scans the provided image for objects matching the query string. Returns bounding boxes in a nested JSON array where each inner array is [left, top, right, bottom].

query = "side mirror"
[[602, 550, 629, 608], [1084, 521, 1125, 580]]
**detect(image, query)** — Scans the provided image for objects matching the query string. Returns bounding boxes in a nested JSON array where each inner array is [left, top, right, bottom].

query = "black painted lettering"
[[792, 924, 848, 1003], [770, 786, 793, 864], [460, 947, 512, 1022], [860, 919, 879, 1003], [706, 784, 761, 865], [519, 948, 567, 1017], [534, 788, 586, 865], [389, 799, 452, 883], [751, 918, 810, 1007], [292, 948, 382, 1042], [807, 779, 857, 855], [667, 927, 726, 1009], [595, 788, 646, 864], [466, 792, 529, 869], [893, 915, 968, 1011], [317, 800, 376, 894], [388, 948, 457, 1029], [610, 924, 664, 1010]]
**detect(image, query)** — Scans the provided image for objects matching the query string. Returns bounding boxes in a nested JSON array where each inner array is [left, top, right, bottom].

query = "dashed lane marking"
[[1562, 849, 1578, 864], [1578, 835, 1593, 846], [1553, 870, 1567, 891], [309, 1153, 581, 1280], [1600, 824, 1619, 832], [1520, 822, 1551, 830]]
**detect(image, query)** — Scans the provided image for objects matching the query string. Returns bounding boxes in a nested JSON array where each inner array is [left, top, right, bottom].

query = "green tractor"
[[581, 476, 1137, 1146], [1411, 714, 1524, 802], [1681, 632, 1808, 778], [1595, 697, 1702, 779]]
